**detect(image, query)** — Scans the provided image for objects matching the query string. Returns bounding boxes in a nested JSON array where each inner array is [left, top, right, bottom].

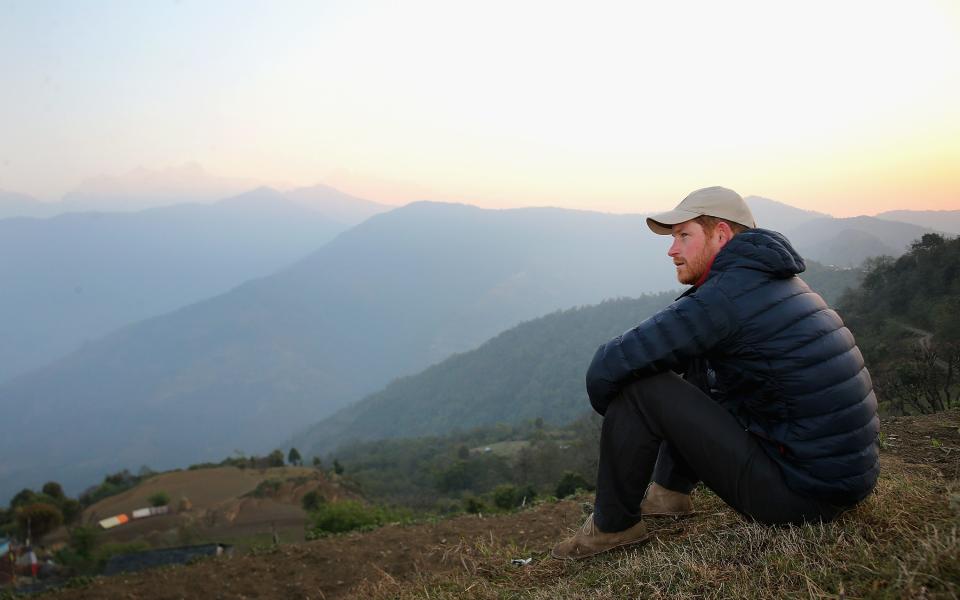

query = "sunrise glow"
[[1, 0, 957, 216]]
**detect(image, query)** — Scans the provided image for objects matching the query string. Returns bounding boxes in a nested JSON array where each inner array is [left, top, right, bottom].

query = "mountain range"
[[292, 259, 864, 457], [0, 190, 948, 502], [876, 209, 960, 235], [0, 186, 388, 382], [0, 202, 679, 499], [1, 164, 393, 220], [789, 215, 937, 267]]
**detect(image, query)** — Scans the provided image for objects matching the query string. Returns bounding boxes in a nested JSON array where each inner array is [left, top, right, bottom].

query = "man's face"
[[668, 220, 721, 285]]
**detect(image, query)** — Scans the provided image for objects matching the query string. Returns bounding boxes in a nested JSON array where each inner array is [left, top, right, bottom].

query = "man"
[[552, 186, 879, 560]]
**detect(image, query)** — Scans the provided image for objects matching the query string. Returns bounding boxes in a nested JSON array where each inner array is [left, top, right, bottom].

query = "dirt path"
[[889, 319, 951, 370]]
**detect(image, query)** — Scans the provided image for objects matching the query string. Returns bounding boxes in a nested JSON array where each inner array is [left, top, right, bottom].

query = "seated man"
[[553, 186, 879, 560]]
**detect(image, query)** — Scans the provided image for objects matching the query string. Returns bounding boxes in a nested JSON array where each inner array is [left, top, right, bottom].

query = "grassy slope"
[[81, 466, 320, 518], [366, 459, 957, 599], [362, 413, 960, 600], [47, 411, 960, 599], [43, 466, 348, 549]]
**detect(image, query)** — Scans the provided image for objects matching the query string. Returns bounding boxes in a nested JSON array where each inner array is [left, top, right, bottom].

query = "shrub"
[[516, 484, 537, 506], [247, 479, 283, 498], [147, 491, 170, 507], [555, 471, 593, 499], [301, 490, 326, 512], [55, 525, 102, 574], [69, 525, 101, 559], [187, 462, 219, 471], [306, 500, 410, 537], [463, 494, 486, 514], [492, 484, 519, 510]]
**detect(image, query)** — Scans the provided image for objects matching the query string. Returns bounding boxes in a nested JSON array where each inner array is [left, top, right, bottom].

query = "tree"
[[60, 498, 82, 524], [16, 503, 63, 541], [312, 456, 323, 469], [333, 459, 345, 475], [267, 449, 285, 468], [884, 344, 960, 414], [10, 488, 36, 509], [41, 481, 65, 500], [288, 447, 302, 466], [435, 460, 473, 492]]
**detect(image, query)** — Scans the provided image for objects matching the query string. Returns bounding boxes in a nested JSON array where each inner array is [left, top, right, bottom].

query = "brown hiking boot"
[[640, 482, 694, 517], [551, 513, 649, 560]]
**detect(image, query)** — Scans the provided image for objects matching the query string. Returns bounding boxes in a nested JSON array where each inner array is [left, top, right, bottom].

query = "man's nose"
[[668, 239, 680, 257]]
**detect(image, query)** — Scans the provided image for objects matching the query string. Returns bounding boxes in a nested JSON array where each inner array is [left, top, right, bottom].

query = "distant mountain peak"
[[285, 184, 393, 224], [875, 209, 960, 235], [71, 162, 260, 199]]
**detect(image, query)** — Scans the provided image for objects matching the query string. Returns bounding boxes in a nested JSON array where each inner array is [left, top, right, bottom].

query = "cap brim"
[[646, 208, 701, 235]]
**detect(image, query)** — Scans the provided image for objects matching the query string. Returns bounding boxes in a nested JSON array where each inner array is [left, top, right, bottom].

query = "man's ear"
[[715, 221, 734, 248]]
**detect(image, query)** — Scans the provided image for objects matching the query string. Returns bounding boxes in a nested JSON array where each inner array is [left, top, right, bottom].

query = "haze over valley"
[[0, 170, 952, 502]]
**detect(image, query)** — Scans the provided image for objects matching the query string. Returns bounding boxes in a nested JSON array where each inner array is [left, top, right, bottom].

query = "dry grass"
[[355, 456, 960, 599]]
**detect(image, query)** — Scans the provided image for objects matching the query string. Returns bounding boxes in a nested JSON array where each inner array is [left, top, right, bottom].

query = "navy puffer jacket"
[[586, 229, 879, 505]]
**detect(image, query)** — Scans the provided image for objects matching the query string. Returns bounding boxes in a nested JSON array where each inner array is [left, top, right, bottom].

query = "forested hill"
[[840, 233, 960, 340], [296, 261, 860, 457], [837, 233, 960, 414], [295, 293, 675, 457]]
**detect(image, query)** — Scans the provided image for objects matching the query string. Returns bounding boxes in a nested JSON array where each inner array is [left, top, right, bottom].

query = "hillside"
[[877, 209, 960, 235], [787, 215, 936, 267], [0, 187, 350, 382], [40, 410, 960, 599], [294, 294, 673, 457], [837, 233, 960, 415], [0, 202, 678, 501], [49, 466, 350, 549], [295, 262, 861, 458]]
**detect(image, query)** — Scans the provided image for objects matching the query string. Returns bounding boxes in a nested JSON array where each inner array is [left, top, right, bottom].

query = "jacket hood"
[[712, 228, 805, 278]]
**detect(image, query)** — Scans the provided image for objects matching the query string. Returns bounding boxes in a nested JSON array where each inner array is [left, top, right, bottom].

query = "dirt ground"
[[877, 410, 960, 479], [28, 410, 960, 600], [46, 501, 584, 600]]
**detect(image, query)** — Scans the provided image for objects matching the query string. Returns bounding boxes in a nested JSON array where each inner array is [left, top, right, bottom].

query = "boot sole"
[[550, 531, 651, 561], [641, 509, 696, 518]]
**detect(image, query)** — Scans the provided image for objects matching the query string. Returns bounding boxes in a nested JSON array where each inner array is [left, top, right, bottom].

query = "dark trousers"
[[593, 371, 845, 532]]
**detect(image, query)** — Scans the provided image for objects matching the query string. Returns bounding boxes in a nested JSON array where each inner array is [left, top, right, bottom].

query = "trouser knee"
[[614, 372, 679, 414]]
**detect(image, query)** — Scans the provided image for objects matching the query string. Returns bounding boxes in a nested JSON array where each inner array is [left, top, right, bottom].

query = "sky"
[[1, 0, 958, 216]]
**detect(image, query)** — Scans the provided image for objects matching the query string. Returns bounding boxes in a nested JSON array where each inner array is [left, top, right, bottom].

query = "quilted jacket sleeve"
[[586, 285, 739, 415]]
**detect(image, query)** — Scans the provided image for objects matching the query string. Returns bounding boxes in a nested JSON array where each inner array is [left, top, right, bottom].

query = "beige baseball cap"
[[646, 186, 756, 235]]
